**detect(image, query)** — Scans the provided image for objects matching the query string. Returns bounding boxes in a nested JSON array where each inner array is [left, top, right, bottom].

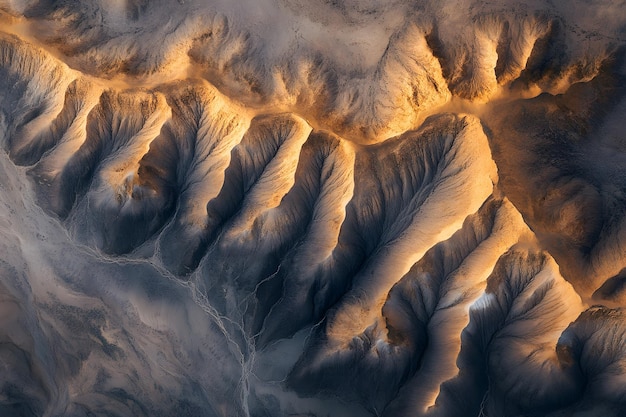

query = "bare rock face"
[[1, 1, 626, 416]]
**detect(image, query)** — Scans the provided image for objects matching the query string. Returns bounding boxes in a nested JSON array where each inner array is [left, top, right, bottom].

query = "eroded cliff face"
[[1, 1, 626, 416]]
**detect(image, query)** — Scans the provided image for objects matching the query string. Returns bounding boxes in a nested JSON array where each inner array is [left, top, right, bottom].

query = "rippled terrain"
[[1, 1, 626, 416]]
